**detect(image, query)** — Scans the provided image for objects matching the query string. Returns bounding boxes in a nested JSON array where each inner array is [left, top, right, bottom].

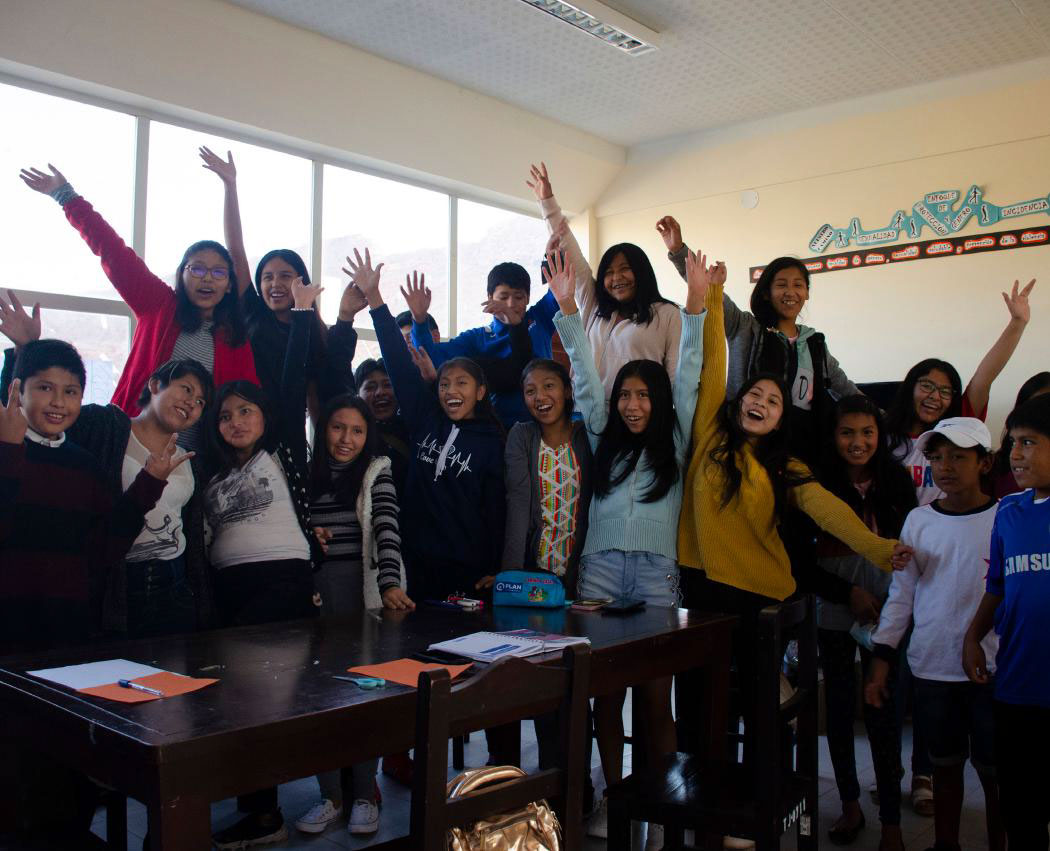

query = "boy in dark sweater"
[[0, 339, 181, 653]]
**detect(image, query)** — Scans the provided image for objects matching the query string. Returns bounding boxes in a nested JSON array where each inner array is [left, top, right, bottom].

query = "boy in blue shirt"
[[964, 393, 1050, 850], [404, 263, 556, 428]]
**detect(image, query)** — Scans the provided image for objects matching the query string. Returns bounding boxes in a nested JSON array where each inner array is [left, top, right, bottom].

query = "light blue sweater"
[[554, 308, 705, 561]]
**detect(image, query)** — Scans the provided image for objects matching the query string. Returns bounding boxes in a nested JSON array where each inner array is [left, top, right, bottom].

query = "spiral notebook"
[[428, 630, 589, 663]]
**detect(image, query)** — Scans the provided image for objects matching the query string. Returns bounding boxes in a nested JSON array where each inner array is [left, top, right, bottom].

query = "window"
[[145, 122, 312, 288], [321, 165, 449, 333], [39, 309, 131, 406], [0, 83, 136, 300], [456, 200, 551, 332]]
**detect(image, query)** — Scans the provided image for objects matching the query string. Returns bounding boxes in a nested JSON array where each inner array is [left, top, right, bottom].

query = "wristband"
[[49, 183, 79, 206]]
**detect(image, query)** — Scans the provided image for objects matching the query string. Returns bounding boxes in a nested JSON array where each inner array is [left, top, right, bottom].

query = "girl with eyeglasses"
[[884, 279, 1036, 506], [19, 164, 258, 451]]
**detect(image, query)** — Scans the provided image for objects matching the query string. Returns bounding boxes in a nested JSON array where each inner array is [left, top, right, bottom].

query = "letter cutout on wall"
[[809, 186, 1050, 253]]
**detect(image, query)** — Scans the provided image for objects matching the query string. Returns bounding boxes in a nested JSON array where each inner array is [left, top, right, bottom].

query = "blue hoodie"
[[374, 304, 506, 599], [412, 290, 558, 428]]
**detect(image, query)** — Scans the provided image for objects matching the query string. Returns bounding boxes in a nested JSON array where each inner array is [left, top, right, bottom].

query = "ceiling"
[[227, 0, 1050, 147]]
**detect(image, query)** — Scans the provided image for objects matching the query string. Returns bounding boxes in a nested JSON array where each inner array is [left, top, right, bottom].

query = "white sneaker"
[[294, 799, 342, 834], [724, 837, 756, 849], [645, 822, 665, 850], [348, 799, 380, 835], [586, 797, 608, 839]]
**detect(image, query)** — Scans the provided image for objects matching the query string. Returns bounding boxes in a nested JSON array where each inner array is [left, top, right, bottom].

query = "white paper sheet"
[[26, 659, 167, 690]]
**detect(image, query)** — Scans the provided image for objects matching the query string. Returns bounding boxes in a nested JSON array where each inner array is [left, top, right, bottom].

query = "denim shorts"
[[913, 677, 996, 774], [577, 550, 680, 607]]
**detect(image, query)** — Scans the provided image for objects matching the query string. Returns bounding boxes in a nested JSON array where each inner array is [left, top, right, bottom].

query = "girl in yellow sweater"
[[676, 251, 913, 771]]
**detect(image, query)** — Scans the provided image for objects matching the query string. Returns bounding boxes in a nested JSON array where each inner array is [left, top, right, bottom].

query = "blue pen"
[[118, 679, 165, 697]]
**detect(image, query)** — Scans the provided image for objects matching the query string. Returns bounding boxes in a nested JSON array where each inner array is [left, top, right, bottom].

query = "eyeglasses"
[[917, 378, 954, 400], [185, 264, 229, 281]]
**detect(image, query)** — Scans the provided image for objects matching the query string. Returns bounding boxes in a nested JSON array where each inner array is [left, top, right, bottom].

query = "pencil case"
[[491, 570, 566, 609]]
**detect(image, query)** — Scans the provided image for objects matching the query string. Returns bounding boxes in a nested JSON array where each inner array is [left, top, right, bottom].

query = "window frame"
[[0, 70, 548, 349]]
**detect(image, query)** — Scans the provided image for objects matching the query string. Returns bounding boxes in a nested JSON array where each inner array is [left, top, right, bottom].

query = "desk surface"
[[0, 605, 733, 754]]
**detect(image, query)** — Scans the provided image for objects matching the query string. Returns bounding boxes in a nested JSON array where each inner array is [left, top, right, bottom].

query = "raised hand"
[[712, 260, 727, 287], [655, 215, 684, 253], [481, 297, 526, 326], [0, 379, 27, 445], [337, 282, 368, 322], [544, 218, 569, 257], [382, 587, 416, 611], [684, 249, 718, 313], [407, 341, 437, 383], [399, 271, 431, 324], [199, 146, 237, 185], [292, 277, 324, 310], [0, 290, 42, 347], [19, 164, 68, 195], [143, 433, 195, 481], [342, 248, 385, 308], [543, 251, 577, 314], [526, 162, 553, 201], [1002, 278, 1036, 324]]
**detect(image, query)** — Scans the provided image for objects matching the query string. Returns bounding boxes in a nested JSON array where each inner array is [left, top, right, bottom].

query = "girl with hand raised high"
[[19, 164, 256, 450], [346, 250, 506, 602], [548, 246, 708, 841]]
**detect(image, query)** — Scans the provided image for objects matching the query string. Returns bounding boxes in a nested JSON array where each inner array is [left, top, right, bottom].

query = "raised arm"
[[402, 271, 466, 368], [547, 253, 606, 448], [316, 282, 363, 403], [279, 279, 319, 468], [200, 147, 252, 299], [658, 215, 748, 339], [694, 266, 730, 447], [348, 249, 434, 425], [528, 163, 597, 322], [20, 164, 171, 317], [670, 250, 713, 462], [965, 278, 1036, 416]]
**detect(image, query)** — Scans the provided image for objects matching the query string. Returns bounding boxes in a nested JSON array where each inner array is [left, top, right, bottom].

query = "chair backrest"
[[753, 595, 818, 832], [409, 644, 591, 850]]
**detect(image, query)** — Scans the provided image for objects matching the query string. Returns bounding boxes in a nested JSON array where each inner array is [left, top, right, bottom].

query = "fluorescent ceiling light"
[[518, 0, 659, 56]]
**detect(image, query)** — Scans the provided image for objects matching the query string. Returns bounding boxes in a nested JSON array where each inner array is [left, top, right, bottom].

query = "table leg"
[[703, 634, 732, 766], [148, 793, 210, 851]]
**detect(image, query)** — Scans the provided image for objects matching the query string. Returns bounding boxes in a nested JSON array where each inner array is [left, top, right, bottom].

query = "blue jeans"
[[124, 555, 197, 639], [578, 550, 679, 607]]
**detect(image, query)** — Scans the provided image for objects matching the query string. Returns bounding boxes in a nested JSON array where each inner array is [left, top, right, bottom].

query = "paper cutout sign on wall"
[[751, 223, 1049, 282], [809, 186, 1050, 253]]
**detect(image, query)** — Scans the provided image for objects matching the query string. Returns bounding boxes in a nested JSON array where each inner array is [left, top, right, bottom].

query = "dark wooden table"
[[0, 605, 734, 850]]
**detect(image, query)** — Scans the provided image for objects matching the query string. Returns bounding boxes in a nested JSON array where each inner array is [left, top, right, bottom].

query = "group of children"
[[1, 155, 1047, 851]]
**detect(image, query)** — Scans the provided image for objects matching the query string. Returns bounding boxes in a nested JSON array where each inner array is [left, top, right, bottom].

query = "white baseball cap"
[[914, 416, 992, 453]]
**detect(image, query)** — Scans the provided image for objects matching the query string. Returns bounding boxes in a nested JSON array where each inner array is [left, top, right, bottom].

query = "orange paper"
[[77, 672, 218, 703], [348, 659, 472, 688]]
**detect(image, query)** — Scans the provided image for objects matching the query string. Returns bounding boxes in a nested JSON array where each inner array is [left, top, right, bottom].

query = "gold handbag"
[[446, 765, 562, 851]]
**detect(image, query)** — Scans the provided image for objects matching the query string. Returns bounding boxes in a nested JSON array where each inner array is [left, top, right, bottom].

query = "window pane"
[[40, 309, 131, 406], [0, 83, 135, 300], [456, 200, 550, 332], [146, 122, 312, 287], [321, 165, 449, 334]]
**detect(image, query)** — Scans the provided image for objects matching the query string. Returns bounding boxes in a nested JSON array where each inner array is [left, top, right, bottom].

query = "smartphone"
[[602, 596, 646, 615]]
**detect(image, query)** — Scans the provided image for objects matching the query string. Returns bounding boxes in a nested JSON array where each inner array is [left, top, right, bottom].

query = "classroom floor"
[[91, 704, 992, 850]]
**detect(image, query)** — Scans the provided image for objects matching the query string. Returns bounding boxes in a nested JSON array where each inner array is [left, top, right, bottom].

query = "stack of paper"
[[428, 630, 589, 663]]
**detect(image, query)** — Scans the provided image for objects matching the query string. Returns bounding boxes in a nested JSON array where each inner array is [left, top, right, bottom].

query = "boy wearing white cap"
[[864, 417, 1004, 851]]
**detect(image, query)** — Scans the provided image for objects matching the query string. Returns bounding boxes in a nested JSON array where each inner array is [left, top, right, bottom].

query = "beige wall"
[[595, 69, 1050, 439], [0, 0, 623, 213]]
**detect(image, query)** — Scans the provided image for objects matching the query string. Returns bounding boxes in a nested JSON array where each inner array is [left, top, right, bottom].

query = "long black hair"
[[818, 395, 916, 537], [310, 394, 380, 508], [207, 380, 278, 478], [884, 358, 963, 452], [520, 358, 574, 423], [750, 257, 810, 329], [710, 372, 811, 515], [593, 359, 678, 503], [593, 243, 674, 324], [437, 357, 504, 438], [173, 240, 247, 347], [254, 248, 328, 352], [993, 371, 1050, 480]]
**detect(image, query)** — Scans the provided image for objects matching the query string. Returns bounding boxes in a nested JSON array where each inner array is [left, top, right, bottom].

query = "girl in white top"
[[528, 163, 682, 400]]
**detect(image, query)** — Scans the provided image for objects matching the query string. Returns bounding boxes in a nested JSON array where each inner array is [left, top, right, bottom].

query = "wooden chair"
[[374, 644, 591, 850], [606, 595, 819, 850]]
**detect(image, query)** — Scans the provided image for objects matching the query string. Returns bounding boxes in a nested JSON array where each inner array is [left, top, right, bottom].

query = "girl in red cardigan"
[[19, 164, 257, 449]]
